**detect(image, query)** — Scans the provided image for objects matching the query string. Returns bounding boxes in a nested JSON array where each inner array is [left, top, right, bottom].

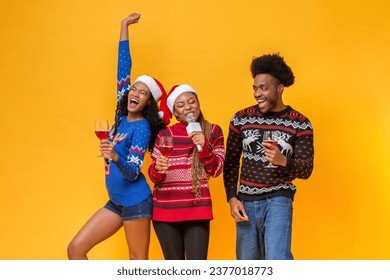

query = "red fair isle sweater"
[[148, 121, 225, 222]]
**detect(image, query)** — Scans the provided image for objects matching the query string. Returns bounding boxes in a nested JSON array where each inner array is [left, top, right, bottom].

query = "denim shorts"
[[104, 195, 152, 221]]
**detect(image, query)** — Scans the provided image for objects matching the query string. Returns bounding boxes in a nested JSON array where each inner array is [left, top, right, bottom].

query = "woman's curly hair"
[[112, 93, 166, 152], [250, 53, 295, 87]]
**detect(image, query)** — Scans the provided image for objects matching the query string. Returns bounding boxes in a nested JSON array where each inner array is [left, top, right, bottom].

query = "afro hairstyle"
[[250, 53, 295, 87]]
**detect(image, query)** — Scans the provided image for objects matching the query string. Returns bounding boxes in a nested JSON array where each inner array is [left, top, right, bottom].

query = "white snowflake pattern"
[[128, 155, 143, 166]]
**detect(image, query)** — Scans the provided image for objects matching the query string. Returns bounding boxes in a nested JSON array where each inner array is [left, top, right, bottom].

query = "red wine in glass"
[[159, 136, 173, 156], [263, 131, 278, 168], [263, 139, 278, 147], [159, 136, 173, 173], [160, 146, 173, 157], [95, 120, 109, 157], [95, 130, 109, 140]]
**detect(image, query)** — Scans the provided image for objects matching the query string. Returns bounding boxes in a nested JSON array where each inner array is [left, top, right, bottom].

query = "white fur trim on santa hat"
[[167, 84, 197, 113], [133, 75, 162, 102]]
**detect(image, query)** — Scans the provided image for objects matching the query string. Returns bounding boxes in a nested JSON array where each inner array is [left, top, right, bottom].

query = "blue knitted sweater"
[[104, 40, 152, 207]]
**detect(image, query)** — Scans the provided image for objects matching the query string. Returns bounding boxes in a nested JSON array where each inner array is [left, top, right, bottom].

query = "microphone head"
[[186, 113, 194, 123]]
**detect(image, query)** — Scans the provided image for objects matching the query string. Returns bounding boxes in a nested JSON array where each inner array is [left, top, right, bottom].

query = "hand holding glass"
[[95, 120, 109, 157], [263, 131, 278, 168], [159, 136, 173, 173]]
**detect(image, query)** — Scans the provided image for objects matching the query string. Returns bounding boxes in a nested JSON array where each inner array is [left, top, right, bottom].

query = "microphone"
[[186, 113, 203, 152]]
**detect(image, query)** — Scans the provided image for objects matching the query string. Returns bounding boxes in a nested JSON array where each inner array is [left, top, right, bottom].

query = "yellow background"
[[1, 0, 389, 260]]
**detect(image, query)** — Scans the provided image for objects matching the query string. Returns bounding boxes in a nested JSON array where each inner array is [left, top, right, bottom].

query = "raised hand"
[[121, 12, 141, 26], [120, 12, 141, 40]]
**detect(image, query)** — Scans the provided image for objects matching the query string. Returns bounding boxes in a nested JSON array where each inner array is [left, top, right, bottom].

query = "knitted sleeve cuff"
[[197, 138, 212, 158], [285, 156, 295, 170], [225, 188, 238, 202]]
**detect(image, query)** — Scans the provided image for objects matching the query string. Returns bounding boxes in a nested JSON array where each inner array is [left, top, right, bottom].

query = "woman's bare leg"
[[67, 208, 123, 259], [123, 218, 151, 260]]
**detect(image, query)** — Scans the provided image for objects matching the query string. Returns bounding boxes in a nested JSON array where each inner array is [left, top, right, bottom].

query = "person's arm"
[[223, 119, 249, 222], [113, 122, 151, 182], [148, 133, 168, 183], [117, 13, 140, 103], [120, 13, 140, 41], [223, 118, 242, 201], [285, 127, 314, 179]]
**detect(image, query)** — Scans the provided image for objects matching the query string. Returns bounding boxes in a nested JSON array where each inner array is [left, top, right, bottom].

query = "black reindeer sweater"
[[223, 105, 314, 202]]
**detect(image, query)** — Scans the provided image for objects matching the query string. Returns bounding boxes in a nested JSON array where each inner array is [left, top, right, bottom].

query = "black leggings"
[[152, 220, 210, 260]]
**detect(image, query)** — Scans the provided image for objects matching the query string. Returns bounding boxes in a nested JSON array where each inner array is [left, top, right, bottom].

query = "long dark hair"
[[112, 93, 165, 151], [191, 111, 212, 199]]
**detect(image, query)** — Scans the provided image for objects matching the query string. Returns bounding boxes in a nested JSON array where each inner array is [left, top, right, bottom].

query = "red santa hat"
[[133, 75, 171, 125], [166, 84, 197, 114]]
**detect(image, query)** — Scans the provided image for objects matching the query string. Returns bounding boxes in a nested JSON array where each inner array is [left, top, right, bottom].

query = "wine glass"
[[263, 131, 278, 168], [159, 136, 173, 173], [95, 120, 109, 157]]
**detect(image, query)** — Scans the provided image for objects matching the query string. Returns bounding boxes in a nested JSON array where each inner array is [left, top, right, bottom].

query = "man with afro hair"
[[223, 53, 314, 260]]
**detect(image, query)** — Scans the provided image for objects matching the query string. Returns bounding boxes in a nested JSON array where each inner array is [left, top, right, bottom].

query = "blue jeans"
[[236, 196, 293, 260]]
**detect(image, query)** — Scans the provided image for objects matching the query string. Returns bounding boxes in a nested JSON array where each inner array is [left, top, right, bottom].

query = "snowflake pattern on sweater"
[[105, 119, 151, 206], [103, 40, 151, 207], [117, 40, 131, 102]]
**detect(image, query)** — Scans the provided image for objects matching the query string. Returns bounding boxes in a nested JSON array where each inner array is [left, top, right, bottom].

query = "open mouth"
[[257, 99, 266, 106], [129, 98, 139, 105], [128, 98, 140, 110]]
